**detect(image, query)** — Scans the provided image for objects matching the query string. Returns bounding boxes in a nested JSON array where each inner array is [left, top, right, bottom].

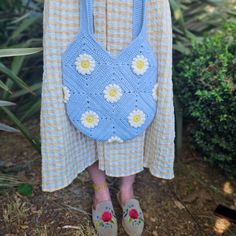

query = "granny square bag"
[[61, 0, 158, 142]]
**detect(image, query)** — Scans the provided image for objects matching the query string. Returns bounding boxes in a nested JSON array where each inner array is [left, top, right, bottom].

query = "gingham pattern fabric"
[[41, 0, 175, 192]]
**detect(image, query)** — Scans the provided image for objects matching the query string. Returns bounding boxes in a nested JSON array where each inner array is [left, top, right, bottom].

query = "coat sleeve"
[[156, 0, 174, 116], [144, 0, 175, 179]]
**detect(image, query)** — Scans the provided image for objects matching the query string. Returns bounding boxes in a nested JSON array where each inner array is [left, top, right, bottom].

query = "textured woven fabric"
[[62, 0, 158, 142], [41, 0, 175, 192]]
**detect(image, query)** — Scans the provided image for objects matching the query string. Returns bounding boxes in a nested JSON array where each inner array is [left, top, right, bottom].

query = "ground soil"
[[0, 131, 236, 236]]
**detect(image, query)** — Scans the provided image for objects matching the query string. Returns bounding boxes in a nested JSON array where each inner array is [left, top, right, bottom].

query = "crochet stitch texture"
[[62, 0, 158, 141]]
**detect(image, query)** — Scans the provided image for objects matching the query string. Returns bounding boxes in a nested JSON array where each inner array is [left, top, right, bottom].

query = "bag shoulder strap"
[[79, 0, 93, 34]]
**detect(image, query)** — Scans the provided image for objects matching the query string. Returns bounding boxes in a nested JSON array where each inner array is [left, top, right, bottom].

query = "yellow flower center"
[[80, 60, 90, 69], [108, 88, 118, 97], [86, 115, 95, 124], [133, 115, 141, 123], [136, 60, 145, 70]]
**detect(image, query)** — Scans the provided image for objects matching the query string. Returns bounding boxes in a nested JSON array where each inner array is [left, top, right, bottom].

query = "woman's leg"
[[119, 174, 136, 205], [87, 161, 111, 208]]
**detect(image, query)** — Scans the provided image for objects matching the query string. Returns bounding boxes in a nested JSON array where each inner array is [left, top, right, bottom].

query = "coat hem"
[[41, 158, 98, 192], [42, 162, 175, 192], [143, 163, 175, 180]]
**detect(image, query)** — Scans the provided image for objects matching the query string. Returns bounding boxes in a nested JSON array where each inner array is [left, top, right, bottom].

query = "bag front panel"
[[62, 32, 158, 142]]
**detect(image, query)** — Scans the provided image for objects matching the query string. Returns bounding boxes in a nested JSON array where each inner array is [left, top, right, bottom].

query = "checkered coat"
[[41, 0, 175, 192]]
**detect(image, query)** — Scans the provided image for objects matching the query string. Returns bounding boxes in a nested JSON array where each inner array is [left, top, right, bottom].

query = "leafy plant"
[[0, 0, 43, 153], [174, 23, 236, 178], [0, 100, 18, 132], [16, 183, 33, 197], [170, 0, 236, 55]]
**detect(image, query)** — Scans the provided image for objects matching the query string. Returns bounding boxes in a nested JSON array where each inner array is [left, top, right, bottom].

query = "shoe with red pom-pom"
[[117, 191, 144, 236], [92, 200, 118, 236]]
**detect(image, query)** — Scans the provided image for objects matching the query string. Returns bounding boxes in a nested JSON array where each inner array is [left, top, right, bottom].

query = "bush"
[[170, 0, 236, 55], [174, 23, 236, 178]]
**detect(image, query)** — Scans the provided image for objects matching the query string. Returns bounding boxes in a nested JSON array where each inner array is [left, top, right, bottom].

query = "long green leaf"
[[0, 122, 19, 132], [170, 0, 184, 23], [3, 40, 42, 99], [9, 16, 39, 41], [1, 107, 41, 153], [11, 12, 31, 24], [2, 55, 27, 98], [0, 100, 15, 106], [0, 80, 11, 93], [20, 98, 41, 122], [0, 63, 34, 95], [0, 48, 42, 58], [10, 82, 41, 99], [3, 49, 27, 99]]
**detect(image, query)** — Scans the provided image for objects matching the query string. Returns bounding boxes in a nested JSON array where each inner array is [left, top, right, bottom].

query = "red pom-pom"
[[129, 208, 139, 219], [101, 211, 112, 222]]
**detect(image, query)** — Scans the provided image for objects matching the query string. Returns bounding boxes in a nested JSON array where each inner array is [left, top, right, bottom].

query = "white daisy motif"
[[62, 85, 71, 103], [75, 53, 96, 75], [152, 83, 159, 101], [131, 55, 149, 75], [103, 83, 123, 103], [128, 109, 146, 128], [107, 136, 124, 143], [80, 110, 99, 128]]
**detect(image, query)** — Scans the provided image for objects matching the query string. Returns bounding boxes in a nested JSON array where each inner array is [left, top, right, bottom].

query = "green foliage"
[[0, 0, 43, 153], [16, 183, 33, 197], [170, 0, 236, 55], [0, 0, 43, 44], [0, 172, 33, 196], [174, 23, 236, 178]]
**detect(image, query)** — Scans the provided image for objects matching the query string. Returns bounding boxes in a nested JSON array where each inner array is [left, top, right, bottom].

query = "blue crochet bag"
[[61, 0, 158, 143]]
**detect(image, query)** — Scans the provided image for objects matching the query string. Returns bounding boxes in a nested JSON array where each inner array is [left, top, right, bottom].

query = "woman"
[[41, 0, 175, 235]]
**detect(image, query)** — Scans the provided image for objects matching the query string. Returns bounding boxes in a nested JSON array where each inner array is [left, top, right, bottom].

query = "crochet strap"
[[132, 0, 147, 39], [79, 0, 93, 34], [80, 0, 147, 38]]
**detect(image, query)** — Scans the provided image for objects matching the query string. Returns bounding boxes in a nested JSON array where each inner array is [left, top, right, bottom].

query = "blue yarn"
[[62, 0, 158, 142]]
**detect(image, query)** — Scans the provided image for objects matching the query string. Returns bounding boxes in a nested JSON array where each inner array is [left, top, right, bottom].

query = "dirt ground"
[[0, 131, 236, 236]]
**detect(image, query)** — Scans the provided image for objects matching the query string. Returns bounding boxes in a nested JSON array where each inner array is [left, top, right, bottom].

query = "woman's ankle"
[[93, 182, 111, 208], [95, 188, 110, 200], [119, 174, 136, 205], [119, 186, 134, 205]]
